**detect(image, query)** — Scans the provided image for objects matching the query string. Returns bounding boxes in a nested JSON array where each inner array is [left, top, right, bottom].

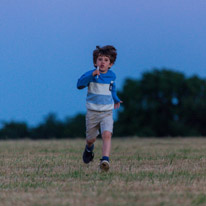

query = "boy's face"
[[95, 55, 113, 73]]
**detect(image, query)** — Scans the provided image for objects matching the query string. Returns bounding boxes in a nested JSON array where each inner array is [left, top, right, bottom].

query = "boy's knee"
[[102, 131, 112, 140]]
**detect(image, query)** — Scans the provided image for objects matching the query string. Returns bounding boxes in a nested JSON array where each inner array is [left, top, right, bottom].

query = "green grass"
[[1, 138, 206, 205]]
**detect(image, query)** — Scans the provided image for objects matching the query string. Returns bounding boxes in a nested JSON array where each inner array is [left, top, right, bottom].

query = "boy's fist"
[[92, 69, 100, 77]]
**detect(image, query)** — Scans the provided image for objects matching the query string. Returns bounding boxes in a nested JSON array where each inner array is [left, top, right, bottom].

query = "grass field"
[[1, 138, 206, 206]]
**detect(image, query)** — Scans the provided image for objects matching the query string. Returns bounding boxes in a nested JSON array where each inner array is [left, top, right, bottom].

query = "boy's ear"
[[109, 63, 113, 67]]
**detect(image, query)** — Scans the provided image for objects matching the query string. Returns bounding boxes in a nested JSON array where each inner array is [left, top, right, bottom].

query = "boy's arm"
[[111, 82, 121, 103], [77, 70, 94, 89], [112, 81, 123, 109]]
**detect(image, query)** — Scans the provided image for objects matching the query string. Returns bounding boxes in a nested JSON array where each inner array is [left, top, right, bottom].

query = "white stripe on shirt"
[[86, 102, 114, 111], [88, 82, 111, 95]]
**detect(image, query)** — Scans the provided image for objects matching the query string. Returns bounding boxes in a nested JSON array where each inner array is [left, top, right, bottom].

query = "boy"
[[77, 45, 122, 171]]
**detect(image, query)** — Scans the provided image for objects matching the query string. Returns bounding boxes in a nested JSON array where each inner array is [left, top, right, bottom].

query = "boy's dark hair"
[[93, 45, 117, 68]]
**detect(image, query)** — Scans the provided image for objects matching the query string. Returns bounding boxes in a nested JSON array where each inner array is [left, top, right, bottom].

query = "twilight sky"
[[1, 0, 206, 126]]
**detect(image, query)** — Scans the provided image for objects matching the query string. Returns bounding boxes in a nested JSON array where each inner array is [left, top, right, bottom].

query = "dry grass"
[[1, 138, 206, 206]]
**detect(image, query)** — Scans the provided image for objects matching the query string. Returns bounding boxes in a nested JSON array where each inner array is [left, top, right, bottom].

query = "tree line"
[[0, 113, 85, 139], [1, 68, 206, 139]]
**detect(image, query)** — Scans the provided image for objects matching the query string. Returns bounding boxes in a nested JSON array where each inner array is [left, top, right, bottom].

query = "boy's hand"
[[92, 69, 100, 77], [114, 101, 123, 109]]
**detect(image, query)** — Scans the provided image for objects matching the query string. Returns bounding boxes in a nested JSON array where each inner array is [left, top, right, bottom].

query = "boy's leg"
[[83, 110, 100, 164], [100, 111, 113, 160], [102, 131, 112, 157], [100, 111, 113, 171]]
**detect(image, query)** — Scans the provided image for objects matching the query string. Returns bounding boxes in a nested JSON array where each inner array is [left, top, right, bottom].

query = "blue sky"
[[1, 0, 206, 126]]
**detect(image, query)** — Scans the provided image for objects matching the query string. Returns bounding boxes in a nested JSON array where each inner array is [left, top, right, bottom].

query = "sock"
[[102, 156, 109, 162], [86, 144, 94, 152]]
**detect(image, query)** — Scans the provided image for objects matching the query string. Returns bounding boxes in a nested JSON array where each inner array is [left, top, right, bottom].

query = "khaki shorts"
[[86, 110, 113, 140]]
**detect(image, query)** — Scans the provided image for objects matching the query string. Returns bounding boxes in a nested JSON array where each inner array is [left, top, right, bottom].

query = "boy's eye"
[[97, 56, 110, 62]]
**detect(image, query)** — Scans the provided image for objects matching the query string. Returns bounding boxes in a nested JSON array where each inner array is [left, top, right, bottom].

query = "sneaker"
[[82, 149, 94, 164], [100, 159, 110, 172]]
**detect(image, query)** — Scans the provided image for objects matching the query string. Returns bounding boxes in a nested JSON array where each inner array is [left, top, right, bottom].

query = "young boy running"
[[77, 45, 122, 171]]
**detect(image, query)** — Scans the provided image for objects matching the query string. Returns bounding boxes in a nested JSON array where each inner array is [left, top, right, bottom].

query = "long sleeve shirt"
[[77, 69, 121, 111]]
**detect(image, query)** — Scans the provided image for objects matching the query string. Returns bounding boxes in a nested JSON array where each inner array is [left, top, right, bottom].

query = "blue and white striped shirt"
[[77, 69, 120, 111]]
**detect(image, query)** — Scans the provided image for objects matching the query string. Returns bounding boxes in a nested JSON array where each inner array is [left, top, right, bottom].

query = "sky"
[[1, 0, 206, 126]]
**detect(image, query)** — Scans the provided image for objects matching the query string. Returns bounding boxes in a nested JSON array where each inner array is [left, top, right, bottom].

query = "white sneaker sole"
[[100, 160, 110, 172]]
